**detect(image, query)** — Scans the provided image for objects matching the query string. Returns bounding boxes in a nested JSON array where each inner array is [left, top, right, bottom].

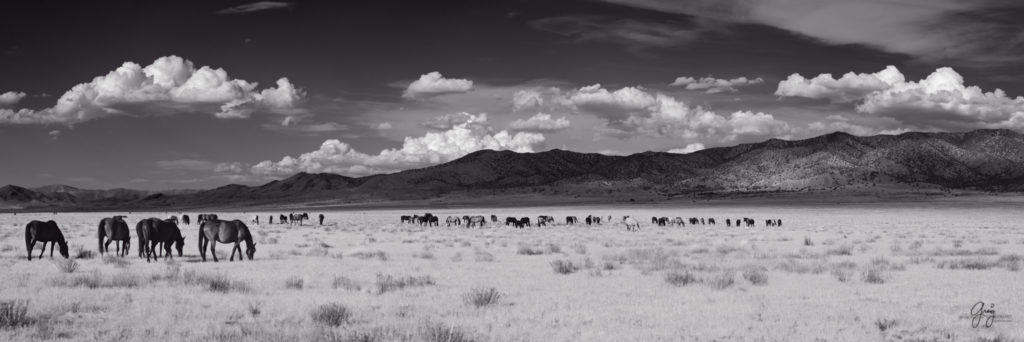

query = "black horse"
[[98, 216, 131, 257], [182, 214, 190, 225], [25, 220, 69, 260], [199, 219, 256, 262], [138, 218, 185, 262]]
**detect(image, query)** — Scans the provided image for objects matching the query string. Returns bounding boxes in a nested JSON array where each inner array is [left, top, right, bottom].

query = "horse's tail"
[[24, 224, 32, 260], [198, 221, 207, 260], [136, 220, 145, 258], [98, 219, 106, 254]]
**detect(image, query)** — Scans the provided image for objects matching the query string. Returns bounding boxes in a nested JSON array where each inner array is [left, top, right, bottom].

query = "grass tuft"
[[463, 287, 502, 308], [309, 303, 352, 327], [550, 259, 579, 274], [0, 300, 32, 329], [54, 259, 78, 273]]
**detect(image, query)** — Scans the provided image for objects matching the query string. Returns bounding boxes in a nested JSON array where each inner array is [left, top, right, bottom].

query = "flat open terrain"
[[1, 201, 1022, 341]]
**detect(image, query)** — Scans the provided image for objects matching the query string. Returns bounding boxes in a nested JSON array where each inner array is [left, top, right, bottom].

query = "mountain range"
[[3, 129, 1023, 211]]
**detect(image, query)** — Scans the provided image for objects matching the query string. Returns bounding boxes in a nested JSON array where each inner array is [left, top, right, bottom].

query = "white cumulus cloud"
[[557, 84, 791, 142], [402, 71, 473, 99], [0, 91, 26, 107], [777, 65, 1024, 131], [233, 113, 545, 177], [0, 55, 305, 125], [509, 113, 571, 132], [670, 76, 764, 93]]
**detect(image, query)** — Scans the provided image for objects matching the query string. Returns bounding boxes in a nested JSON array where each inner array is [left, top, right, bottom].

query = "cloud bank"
[[671, 76, 764, 93], [777, 65, 1024, 130], [509, 113, 571, 132], [230, 113, 545, 177], [0, 55, 305, 125]]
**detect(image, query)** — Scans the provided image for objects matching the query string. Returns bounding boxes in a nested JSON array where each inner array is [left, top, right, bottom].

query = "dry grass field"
[[1, 201, 1023, 341]]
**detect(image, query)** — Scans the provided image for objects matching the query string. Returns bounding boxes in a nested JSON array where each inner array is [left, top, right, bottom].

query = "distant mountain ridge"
[[3, 129, 1024, 210]]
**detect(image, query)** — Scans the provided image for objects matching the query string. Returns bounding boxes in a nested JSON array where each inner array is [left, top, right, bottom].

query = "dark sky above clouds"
[[2, 0, 1023, 190]]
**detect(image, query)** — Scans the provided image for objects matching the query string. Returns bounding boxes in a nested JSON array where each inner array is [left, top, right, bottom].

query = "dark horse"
[[137, 218, 185, 262], [98, 216, 130, 257], [25, 220, 69, 260], [199, 219, 256, 262]]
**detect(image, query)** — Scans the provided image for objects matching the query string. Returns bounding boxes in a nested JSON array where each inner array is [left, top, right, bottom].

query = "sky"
[[2, 0, 1024, 190]]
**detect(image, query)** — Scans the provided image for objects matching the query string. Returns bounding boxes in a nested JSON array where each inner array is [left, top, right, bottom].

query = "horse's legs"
[[26, 240, 35, 261], [38, 242, 47, 258], [104, 238, 113, 254], [210, 242, 219, 262], [50, 243, 55, 257], [164, 243, 173, 260], [229, 242, 238, 261], [234, 242, 243, 261], [199, 236, 208, 262]]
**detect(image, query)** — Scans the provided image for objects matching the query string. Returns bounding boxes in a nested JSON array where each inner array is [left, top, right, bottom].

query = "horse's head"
[[59, 243, 69, 258], [246, 243, 257, 260], [175, 237, 185, 257]]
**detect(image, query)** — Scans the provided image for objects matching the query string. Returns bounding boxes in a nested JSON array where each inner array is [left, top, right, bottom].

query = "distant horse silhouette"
[[505, 216, 517, 227], [280, 214, 288, 224], [491, 215, 498, 223], [622, 216, 641, 232], [197, 214, 218, 225], [138, 218, 185, 262], [467, 216, 486, 228], [182, 214, 190, 225], [25, 220, 69, 260], [199, 219, 256, 262], [289, 213, 309, 225], [566, 216, 578, 225], [446, 216, 461, 227], [519, 217, 531, 228], [537, 216, 554, 227], [98, 216, 130, 257], [167, 215, 179, 225]]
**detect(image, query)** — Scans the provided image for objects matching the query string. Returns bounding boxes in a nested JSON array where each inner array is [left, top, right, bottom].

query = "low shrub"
[[374, 273, 435, 295], [54, 259, 78, 273], [309, 303, 352, 327], [550, 259, 579, 274], [664, 270, 698, 286], [285, 276, 304, 289], [0, 300, 32, 329], [464, 287, 502, 308]]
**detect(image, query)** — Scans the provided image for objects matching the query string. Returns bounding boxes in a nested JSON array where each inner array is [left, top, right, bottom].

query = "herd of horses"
[[401, 213, 783, 232], [23, 213, 257, 262]]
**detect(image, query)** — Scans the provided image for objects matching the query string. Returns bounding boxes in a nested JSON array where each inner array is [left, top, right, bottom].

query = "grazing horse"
[[566, 216, 578, 225], [199, 220, 256, 262], [622, 216, 640, 232], [536, 216, 549, 227], [182, 214, 190, 225], [519, 217, 531, 228], [25, 220, 69, 260], [289, 213, 308, 225], [467, 216, 486, 228], [138, 218, 185, 262], [656, 217, 669, 226], [446, 216, 461, 227], [672, 217, 685, 227], [708, 218, 716, 225], [490, 215, 498, 223], [98, 216, 130, 257], [401, 215, 412, 223], [726, 219, 731, 227], [505, 216, 517, 227]]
